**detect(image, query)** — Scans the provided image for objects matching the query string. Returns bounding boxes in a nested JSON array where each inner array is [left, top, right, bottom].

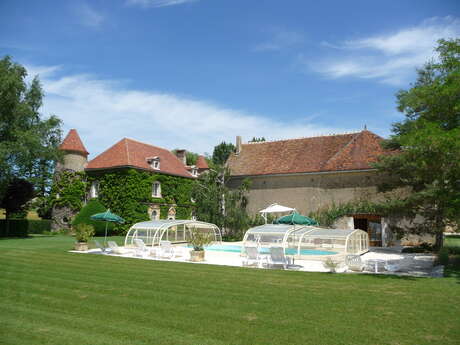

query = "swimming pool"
[[189, 244, 337, 256]]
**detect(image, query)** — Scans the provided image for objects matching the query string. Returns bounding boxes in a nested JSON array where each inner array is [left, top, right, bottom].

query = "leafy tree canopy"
[[375, 39, 460, 249], [192, 166, 251, 239], [249, 137, 266, 142], [0, 56, 62, 200], [212, 142, 235, 166], [0, 178, 34, 219]]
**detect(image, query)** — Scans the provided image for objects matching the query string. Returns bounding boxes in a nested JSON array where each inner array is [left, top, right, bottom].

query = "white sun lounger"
[[158, 241, 175, 259], [268, 246, 289, 269], [134, 239, 150, 257], [107, 241, 131, 255], [243, 246, 263, 267]]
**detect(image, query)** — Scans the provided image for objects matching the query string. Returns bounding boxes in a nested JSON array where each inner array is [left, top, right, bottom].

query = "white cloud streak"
[[310, 16, 460, 85], [126, 0, 197, 8], [74, 3, 104, 28], [27, 65, 346, 157]]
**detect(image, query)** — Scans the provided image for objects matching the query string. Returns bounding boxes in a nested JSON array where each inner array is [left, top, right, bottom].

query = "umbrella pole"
[[104, 221, 108, 246]]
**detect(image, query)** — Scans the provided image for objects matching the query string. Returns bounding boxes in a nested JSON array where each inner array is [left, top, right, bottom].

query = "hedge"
[[0, 219, 52, 236], [28, 220, 52, 234], [0, 220, 28, 237], [72, 199, 115, 236]]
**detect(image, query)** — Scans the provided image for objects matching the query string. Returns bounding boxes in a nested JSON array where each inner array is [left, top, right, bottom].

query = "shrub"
[[28, 220, 52, 234], [74, 224, 95, 243], [0, 219, 28, 237], [402, 242, 435, 253], [323, 258, 340, 273], [437, 247, 449, 266], [72, 199, 115, 236]]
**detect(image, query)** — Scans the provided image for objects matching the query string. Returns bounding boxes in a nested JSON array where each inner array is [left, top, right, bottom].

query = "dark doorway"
[[353, 215, 382, 247]]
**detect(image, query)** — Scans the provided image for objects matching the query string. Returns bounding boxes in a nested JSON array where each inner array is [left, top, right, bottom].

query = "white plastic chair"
[[107, 241, 131, 255], [134, 239, 149, 257], [159, 241, 175, 259], [384, 260, 401, 272], [268, 246, 289, 269], [345, 255, 365, 272], [243, 246, 263, 267], [94, 240, 108, 253]]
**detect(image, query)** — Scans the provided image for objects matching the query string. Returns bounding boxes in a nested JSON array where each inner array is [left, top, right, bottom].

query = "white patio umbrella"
[[259, 203, 296, 224]]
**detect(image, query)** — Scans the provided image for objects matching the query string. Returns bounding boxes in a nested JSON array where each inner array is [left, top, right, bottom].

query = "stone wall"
[[228, 170, 388, 216], [56, 152, 87, 172], [51, 205, 76, 232]]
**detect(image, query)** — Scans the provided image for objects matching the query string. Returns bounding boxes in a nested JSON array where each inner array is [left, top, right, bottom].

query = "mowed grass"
[[1, 236, 459, 345]]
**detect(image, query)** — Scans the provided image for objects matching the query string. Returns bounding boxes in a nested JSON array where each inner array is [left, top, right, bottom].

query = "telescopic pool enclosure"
[[125, 220, 222, 247], [242, 224, 369, 258]]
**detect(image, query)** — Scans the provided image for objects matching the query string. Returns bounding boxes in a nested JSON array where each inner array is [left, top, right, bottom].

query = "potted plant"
[[74, 224, 95, 251], [189, 229, 213, 262], [323, 258, 340, 273]]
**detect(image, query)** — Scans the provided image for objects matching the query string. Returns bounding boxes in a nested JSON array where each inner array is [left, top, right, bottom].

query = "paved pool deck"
[[70, 241, 441, 277]]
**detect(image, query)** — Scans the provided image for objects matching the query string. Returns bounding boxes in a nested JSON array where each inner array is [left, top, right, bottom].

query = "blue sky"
[[1, 0, 459, 157]]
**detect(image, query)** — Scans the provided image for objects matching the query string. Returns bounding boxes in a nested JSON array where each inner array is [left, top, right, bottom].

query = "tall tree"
[[211, 141, 235, 166], [192, 166, 251, 238], [375, 39, 460, 249], [0, 56, 62, 201]]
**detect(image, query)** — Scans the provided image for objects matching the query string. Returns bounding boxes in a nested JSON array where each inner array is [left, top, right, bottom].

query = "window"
[[152, 182, 161, 198], [168, 207, 176, 220], [151, 210, 159, 221], [192, 167, 198, 177], [148, 156, 160, 170], [90, 181, 99, 198]]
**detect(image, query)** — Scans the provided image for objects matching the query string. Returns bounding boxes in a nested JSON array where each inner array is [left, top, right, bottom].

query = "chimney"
[[236, 136, 242, 155], [175, 149, 187, 165]]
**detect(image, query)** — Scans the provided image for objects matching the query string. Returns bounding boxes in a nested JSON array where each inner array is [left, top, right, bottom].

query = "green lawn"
[[1, 236, 459, 345]]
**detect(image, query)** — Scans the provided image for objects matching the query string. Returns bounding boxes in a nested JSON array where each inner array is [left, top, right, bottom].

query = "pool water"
[[188, 244, 337, 256]]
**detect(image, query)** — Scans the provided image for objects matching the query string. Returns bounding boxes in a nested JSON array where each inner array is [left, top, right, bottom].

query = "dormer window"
[[191, 166, 198, 177], [152, 181, 161, 198], [147, 156, 160, 170]]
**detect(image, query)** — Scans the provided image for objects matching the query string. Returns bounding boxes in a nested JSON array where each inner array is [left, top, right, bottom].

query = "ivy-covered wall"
[[88, 169, 194, 232], [50, 171, 87, 211]]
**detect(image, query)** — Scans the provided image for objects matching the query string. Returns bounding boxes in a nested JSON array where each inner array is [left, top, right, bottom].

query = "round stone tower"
[[51, 129, 89, 231]]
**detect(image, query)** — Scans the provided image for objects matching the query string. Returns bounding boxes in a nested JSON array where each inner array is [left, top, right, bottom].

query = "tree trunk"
[[434, 213, 444, 251], [435, 231, 444, 251], [5, 210, 10, 237]]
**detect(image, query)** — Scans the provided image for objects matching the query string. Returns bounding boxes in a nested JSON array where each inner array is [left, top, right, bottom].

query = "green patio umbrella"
[[274, 212, 318, 226], [90, 209, 125, 245]]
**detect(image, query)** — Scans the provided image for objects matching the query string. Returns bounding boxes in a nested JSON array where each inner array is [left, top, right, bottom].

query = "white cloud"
[[74, 3, 104, 28], [310, 16, 460, 85], [126, 0, 197, 8], [28, 65, 347, 157], [254, 28, 304, 52]]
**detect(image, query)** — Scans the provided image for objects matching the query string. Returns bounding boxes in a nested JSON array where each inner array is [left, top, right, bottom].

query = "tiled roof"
[[59, 129, 89, 155], [227, 130, 391, 176], [196, 155, 209, 170], [86, 138, 194, 178]]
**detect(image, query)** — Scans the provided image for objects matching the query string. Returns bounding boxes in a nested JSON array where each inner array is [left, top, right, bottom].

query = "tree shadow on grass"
[[444, 256, 460, 284]]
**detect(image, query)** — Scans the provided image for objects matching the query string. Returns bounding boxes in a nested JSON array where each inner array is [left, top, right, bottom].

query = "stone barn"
[[226, 130, 403, 247]]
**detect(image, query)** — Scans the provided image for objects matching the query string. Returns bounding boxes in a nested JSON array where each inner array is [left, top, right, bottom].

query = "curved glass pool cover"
[[125, 220, 222, 247], [242, 224, 368, 257]]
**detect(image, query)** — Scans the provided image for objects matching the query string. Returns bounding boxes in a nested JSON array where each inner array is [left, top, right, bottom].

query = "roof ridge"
[[322, 131, 363, 168], [243, 131, 363, 145], [124, 137, 171, 152]]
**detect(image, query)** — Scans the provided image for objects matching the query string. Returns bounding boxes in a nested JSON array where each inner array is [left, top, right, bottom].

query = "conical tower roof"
[[59, 129, 89, 156], [196, 155, 209, 170]]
